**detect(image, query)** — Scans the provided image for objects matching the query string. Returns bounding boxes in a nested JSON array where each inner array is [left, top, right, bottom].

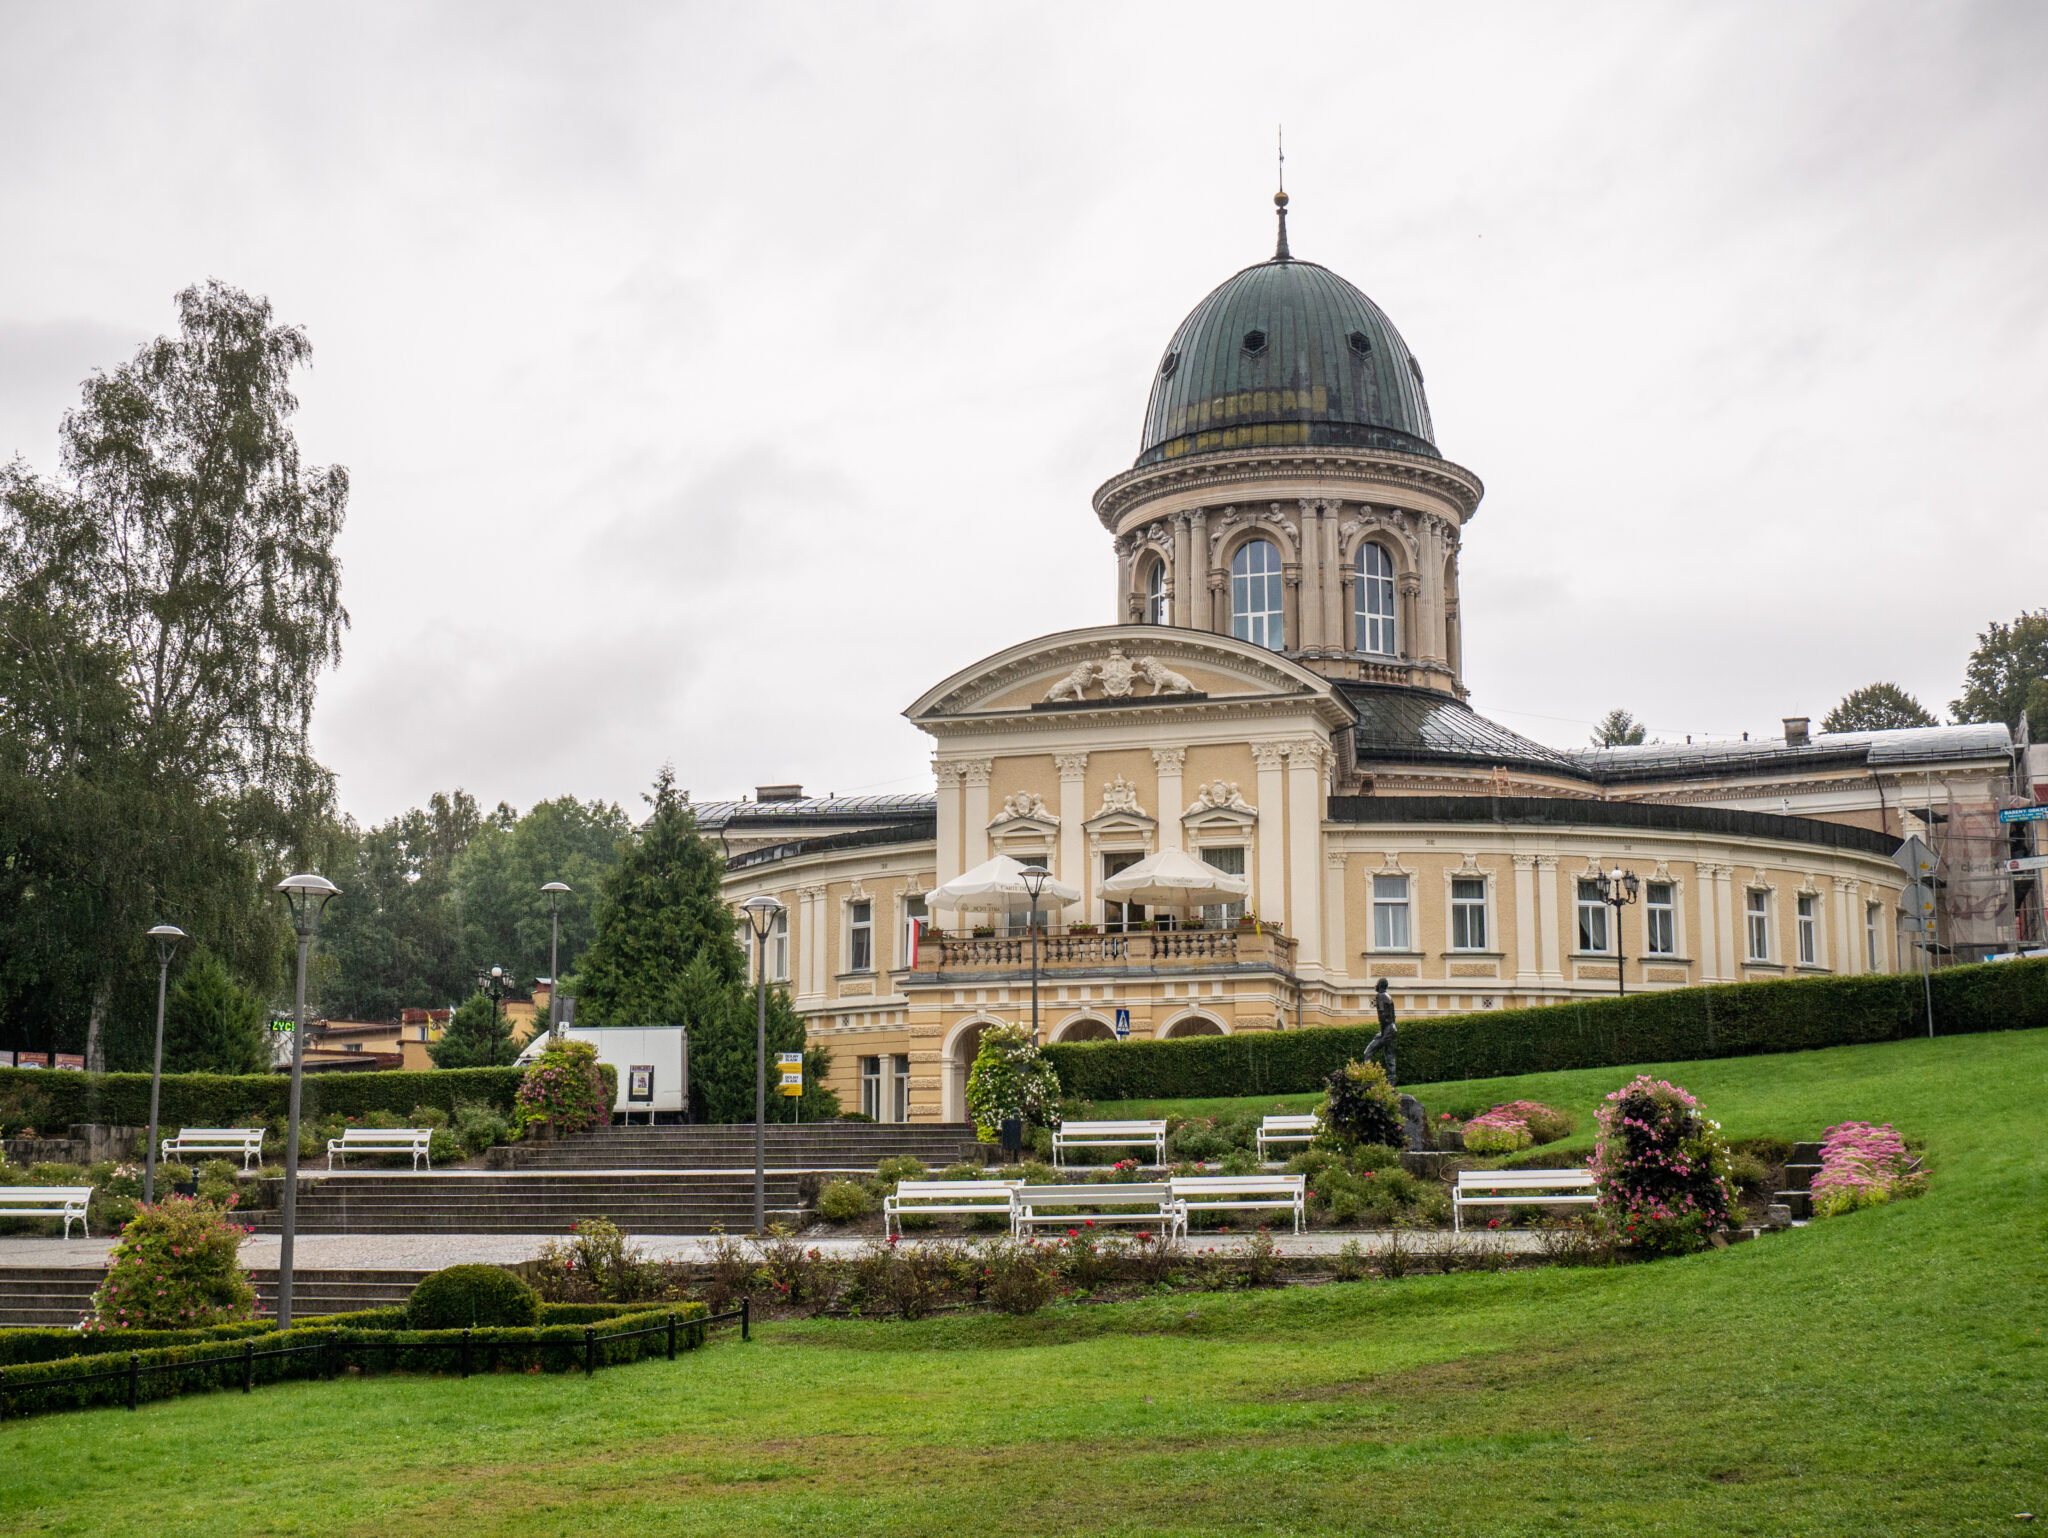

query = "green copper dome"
[[1138, 225, 1437, 468]]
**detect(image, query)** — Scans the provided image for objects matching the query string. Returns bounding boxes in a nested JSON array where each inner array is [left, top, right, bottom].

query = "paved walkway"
[[0, 1227, 1543, 1271]]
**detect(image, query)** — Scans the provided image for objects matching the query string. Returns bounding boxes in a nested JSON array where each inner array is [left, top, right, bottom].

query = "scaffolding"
[[1901, 762, 2024, 965]]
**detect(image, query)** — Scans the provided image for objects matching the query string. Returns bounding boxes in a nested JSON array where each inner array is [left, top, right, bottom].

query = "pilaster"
[[1512, 853, 1539, 987], [1535, 855, 1563, 983], [1056, 752, 1089, 900], [1251, 742, 1290, 923], [1284, 740, 1325, 966], [1151, 747, 1187, 853]]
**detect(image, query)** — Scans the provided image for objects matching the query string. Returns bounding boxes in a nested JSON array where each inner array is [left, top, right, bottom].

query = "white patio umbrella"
[[924, 855, 1081, 915], [1097, 848, 1250, 908]]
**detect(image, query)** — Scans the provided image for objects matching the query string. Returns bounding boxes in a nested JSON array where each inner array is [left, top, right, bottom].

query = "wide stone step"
[[0, 1267, 432, 1328]]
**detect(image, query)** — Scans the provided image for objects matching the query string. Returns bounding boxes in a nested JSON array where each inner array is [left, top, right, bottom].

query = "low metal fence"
[[0, 1299, 748, 1420]]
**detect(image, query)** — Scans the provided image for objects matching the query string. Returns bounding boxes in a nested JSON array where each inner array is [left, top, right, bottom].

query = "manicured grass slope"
[[5, 1032, 2043, 1536]]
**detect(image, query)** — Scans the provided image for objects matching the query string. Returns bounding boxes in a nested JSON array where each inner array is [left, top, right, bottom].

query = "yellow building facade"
[[711, 200, 2015, 1123]]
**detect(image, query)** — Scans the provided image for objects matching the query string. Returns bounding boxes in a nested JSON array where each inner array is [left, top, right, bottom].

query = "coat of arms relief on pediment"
[[1042, 645, 1197, 703]]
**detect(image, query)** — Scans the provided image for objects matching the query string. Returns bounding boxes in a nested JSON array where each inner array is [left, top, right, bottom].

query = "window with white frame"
[[1230, 539, 1285, 650], [1007, 854, 1051, 934], [860, 1056, 882, 1120], [903, 895, 927, 961], [1746, 889, 1771, 960], [1144, 558, 1169, 625], [890, 1054, 911, 1122], [1355, 541, 1397, 655], [1797, 893, 1818, 965], [1867, 903, 1881, 970], [1576, 879, 1609, 953], [1450, 876, 1487, 950], [848, 900, 873, 972], [1199, 846, 1246, 925], [1372, 874, 1411, 950], [1103, 851, 1145, 932], [1645, 882, 1675, 955]]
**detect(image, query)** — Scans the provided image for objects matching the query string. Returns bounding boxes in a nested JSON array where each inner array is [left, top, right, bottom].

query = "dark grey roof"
[[688, 792, 937, 831], [724, 819, 938, 873], [1138, 256, 1437, 467], [1339, 684, 1598, 783], [1572, 723, 2012, 785], [1328, 795, 1899, 859]]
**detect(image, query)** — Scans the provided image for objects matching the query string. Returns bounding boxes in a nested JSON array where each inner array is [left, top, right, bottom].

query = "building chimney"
[[1782, 717, 1810, 746], [755, 784, 805, 803]]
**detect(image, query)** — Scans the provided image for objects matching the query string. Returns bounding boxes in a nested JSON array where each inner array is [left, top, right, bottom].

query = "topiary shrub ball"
[[406, 1264, 541, 1330]]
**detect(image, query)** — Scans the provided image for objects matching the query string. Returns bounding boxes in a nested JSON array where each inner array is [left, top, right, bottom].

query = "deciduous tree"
[[1821, 682, 1938, 733], [1951, 610, 2048, 738], [1590, 709, 1649, 747]]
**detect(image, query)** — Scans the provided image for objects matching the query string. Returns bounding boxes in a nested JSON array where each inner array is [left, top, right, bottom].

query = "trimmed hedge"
[[0, 1303, 712, 1419], [0, 1063, 618, 1131], [1044, 957, 2048, 1103]]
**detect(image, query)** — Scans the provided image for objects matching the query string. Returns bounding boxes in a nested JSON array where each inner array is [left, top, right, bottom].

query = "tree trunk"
[[86, 974, 112, 1073]]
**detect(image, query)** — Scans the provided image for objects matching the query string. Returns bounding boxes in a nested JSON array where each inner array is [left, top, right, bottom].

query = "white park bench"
[[328, 1127, 434, 1170], [161, 1127, 266, 1169], [1169, 1174, 1306, 1236], [883, 1179, 1020, 1238], [1051, 1119, 1167, 1167], [1012, 1181, 1174, 1237], [0, 1186, 95, 1239], [1256, 1114, 1321, 1162], [1453, 1168, 1597, 1231]]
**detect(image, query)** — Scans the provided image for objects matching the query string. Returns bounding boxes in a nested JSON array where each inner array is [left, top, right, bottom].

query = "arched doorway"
[[1159, 1013, 1225, 1039], [943, 1017, 1000, 1123], [1054, 1016, 1115, 1043]]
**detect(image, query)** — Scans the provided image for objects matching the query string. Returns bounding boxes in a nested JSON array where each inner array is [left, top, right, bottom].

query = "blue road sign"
[[2000, 806, 2048, 823], [1113, 1008, 1130, 1041]]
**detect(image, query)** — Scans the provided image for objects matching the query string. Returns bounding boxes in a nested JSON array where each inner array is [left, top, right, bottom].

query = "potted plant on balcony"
[[1069, 922, 1097, 934], [1236, 911, 1261, 933], [971, 925, 996, 938]]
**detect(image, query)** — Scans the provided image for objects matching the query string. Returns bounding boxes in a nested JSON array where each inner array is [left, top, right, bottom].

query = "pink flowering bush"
[[514, 1039, 607, 1136], [1811, 1122, 1925, 1218], [1590, 1076, 1738, 1257], [84, 1195, 256, 1332], [1461, 1108, 1535, 1154]]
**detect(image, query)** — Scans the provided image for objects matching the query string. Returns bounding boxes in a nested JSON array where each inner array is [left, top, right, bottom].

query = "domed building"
[[713, 195, 2015, 1124]]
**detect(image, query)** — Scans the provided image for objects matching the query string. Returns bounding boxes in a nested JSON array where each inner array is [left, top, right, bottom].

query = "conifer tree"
[[161, 948, 271, 1075], [429, 990, 515, 1069]]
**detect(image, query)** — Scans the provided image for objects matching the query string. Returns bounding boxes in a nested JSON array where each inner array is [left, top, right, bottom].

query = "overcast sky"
[[3, 3, 2043, 824]]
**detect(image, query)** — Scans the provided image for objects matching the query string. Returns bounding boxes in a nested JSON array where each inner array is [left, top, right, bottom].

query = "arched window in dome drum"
[[1144, 558, 1169, 625], [1230, 539, 1285, 651], [1355, 542, 1397, 655]]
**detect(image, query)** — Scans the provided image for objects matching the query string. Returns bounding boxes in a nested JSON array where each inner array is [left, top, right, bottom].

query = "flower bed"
[[1811, 1121, 1925, 1217], [1589, 1076, 1738, 1256]]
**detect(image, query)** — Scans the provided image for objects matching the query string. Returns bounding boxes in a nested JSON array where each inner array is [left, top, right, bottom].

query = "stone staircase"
[[244, 1171, 814, 1235], [1775, 1141, 1824, 1220], [0, 1267, 428, 1328], [511, 1122, 986, 1171]]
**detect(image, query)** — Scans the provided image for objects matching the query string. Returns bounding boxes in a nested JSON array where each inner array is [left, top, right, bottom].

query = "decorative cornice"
[[1054, 752, 1090, 780], [1093, 445, 1484, 529]]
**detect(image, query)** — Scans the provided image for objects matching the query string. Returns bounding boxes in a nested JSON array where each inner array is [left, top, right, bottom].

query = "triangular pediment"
[[905, 625, 1353, 725]]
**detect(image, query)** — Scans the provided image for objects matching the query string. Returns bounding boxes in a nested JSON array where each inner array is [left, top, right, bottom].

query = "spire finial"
[[1273, 125, 1291, 261]]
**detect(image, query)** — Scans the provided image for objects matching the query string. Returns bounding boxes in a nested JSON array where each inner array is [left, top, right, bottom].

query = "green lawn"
[[5, 1030, 2045, 1536]]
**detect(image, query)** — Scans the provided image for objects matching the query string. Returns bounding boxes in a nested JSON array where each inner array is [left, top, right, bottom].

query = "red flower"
[[1487, 1219, 1500, 1230]]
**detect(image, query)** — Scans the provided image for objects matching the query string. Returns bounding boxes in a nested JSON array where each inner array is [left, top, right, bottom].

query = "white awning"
[[1098, 847, 1250, 907], [924, 855, 1081, 914]]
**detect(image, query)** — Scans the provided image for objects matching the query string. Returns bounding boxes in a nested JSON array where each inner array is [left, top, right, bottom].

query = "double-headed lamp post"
[[143, 924, 187, 1205], [1595, 866, 1641, 998], [541, 882, 571, 1039], [1019, 866, 1053, 1047], [274, 872, 339, 1331], [477, 965, 512, 1065], [738, 894, 785, 1236]]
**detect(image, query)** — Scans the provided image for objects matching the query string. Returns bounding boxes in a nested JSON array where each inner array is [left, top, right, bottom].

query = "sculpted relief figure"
[[1096, 646, 1139, 699], [1189, 778, 1251, 813], [1043, 660, 1098, 702], [1136, 657, 1195, 696], [1096, 776, 1147, 817], [992, 791, 1051, 824]]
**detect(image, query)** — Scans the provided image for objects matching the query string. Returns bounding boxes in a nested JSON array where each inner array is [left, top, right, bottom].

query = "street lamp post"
[[1019, 866, 1053, 1047], [476, 966, 511, 1066], [1594, 866, 1641, 998], [273, 872, 339, 1331], [142, 924, 187, 1205], [542, 882, 571, 1040], [738, 895, 785, 1236]]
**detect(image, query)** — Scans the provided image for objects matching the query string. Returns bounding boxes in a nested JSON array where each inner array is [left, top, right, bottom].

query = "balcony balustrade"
[[915, 925, 1296, 977]]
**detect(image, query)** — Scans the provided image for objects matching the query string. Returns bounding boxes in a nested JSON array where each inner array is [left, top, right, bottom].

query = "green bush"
[[815, 1180, 873, 1222], [514, 1040, 609, 1136], [874, 1155, 927, 1189], [1041, 957, 2048, 1101], [86, 1196, 256, 1331], [1319, 1060, 1404, 1150], [406, 1264, 541, 1330], [0, 1065, 536, 1131]]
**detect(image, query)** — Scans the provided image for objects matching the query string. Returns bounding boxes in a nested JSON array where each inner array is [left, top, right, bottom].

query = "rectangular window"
[[859, 1056, 882, 1121], [1747, 890, 1770, 960], [1867, 903, 1881, 970], [1200, 846, 1246, 925], [1372, 874, 1411, 950], [1645, 882, 1675, 956], [1450, 876, 1487, 950], [770, 910, 789, 981], [1007, 855, 1050, 935], [903, 896, 928, 962], [849, 900, 873, 973], [890, 1054, 911, 1123], [1576, 879, 1609, 953], [1797, 893, 1818, 965], [1103, 851, 1145, 932]]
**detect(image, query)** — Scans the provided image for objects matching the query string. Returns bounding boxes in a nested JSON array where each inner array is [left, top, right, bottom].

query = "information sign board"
[[1999, 806, 2048, 823]]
